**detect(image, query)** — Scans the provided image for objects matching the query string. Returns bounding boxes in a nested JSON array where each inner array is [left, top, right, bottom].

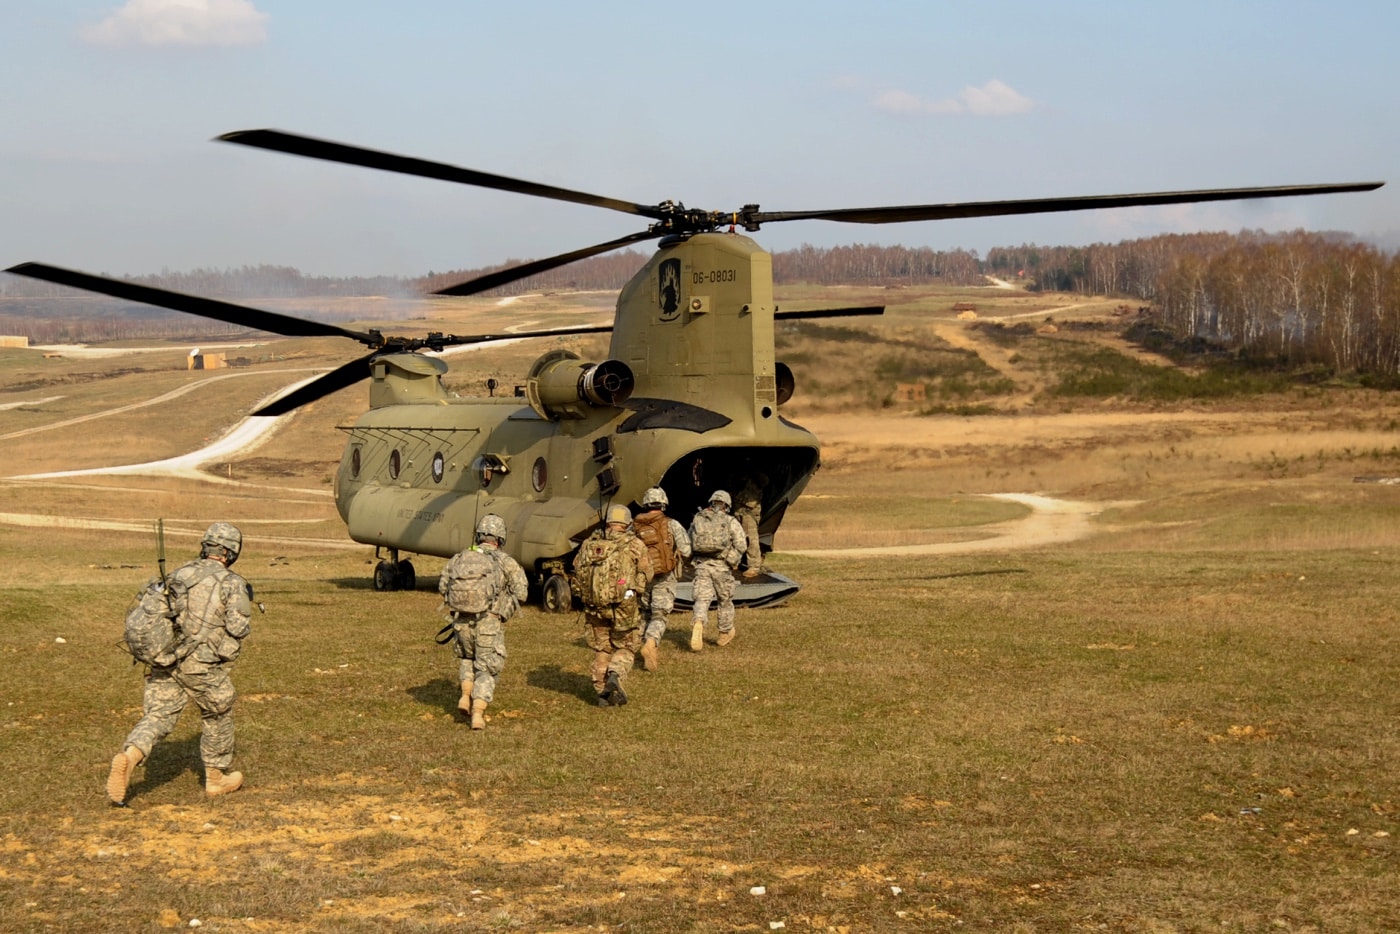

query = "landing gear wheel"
[[396, 559, 416, 591], [542, 574, 572, 614], [374, 560, 399, 591]]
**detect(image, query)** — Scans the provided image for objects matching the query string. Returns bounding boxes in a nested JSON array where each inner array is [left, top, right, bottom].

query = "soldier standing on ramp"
[[438, 514, 529, 730], [106, 522, 254, 805]]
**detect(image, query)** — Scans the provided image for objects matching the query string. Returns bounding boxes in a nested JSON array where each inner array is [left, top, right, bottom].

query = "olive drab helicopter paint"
[[7, 131, 1382, 609]]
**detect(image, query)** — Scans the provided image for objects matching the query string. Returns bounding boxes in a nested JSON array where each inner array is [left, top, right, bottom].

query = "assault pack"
[[442, 548, 505, 614], [571, 532, 640, 609], [122, 562, 224, 667], [123, 577, 183, 667], [633, 511, 677, 576], [689, 508, 731, 557]]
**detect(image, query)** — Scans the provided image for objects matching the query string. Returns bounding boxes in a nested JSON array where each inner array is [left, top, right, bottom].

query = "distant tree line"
[[7, 237, 1400, 377], [989, 231, 1400, 375]]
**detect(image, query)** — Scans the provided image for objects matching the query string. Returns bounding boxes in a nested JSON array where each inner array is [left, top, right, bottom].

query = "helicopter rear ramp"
[[674, 569, 799, 610]]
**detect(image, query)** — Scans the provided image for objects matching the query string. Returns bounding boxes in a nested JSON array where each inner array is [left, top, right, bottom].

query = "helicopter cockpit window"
[[532, 457, 547, 492], [432, 451, 445, 483], [389, 449, 401, 480]]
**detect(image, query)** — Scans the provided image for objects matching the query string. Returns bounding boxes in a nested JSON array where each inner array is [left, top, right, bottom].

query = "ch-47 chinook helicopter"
[[7, 130, 1382, 609]]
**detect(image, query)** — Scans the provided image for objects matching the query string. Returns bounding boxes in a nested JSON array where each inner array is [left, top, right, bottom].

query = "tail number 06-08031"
[[693, 269, 736, 285]]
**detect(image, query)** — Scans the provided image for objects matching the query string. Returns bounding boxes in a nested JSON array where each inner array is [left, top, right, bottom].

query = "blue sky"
[[1, 1, 1395, 278]]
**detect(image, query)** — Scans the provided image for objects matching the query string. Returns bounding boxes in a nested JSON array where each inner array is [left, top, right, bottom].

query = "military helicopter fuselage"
[[339, 231, 814, 603]]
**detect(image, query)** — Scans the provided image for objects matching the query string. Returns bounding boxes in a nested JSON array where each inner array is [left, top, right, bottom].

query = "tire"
[[373, 560, 398, 592], [542, 574, 572, 614], [396, 559, 416, 591]]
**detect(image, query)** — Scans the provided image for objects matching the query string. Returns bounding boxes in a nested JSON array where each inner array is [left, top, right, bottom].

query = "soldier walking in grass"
[[106, 522, 254, 805], [439, 514, 529, 731], [571, 504, 652, 706], [633, 487, 691, 672], [687, 490, 748, 651]]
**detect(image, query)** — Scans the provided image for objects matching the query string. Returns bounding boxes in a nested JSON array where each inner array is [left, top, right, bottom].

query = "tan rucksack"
[[632, 511, 677, 576]]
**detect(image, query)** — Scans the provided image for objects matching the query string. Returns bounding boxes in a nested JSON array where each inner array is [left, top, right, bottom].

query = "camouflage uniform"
[[122, 556, 253, 772], [575, 526, 653, 699], [638, 510, 692, 645], [439, 542, 529, 705], [689, 505, 748, 640], [732, 477, 766, 574]]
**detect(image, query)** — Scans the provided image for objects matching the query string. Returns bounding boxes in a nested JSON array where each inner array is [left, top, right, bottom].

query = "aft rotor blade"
[[253, 351, 379, 416], [747, 181, 1385, 226], [774, 306, 885, 321], [433, 229, 662, 296], [4, 262, 380, 345], [219, 129, 664, 220]]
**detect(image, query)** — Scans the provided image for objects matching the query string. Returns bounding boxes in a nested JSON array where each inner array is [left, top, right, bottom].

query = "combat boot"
[[470, 698, 488, 731], [690, 621, 704, 652], [106, 746, 143, 806], [457, 681, 473, 717], [205, 767, 244, 798], [640, 638, 659, 671], [717, 625, 736, 647], [604, 671, 628, 706]]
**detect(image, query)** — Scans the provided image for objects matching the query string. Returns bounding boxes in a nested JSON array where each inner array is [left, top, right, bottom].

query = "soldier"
[[106, 522, 254, 805], [733, 473, 767, 578], [633, 487, 692, 672], [687, 490, 748, 651], [439, 514, 529, 730], [571, 504, 652, 706]]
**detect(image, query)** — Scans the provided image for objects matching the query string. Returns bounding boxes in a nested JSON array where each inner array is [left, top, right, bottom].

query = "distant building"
[[188, 348, 227, 370], [894, 382, 927, 402], [0, 335, 29, 348]]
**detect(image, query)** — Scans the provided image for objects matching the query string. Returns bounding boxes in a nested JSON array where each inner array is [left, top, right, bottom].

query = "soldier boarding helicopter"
[[7, 130, 1382, 610]]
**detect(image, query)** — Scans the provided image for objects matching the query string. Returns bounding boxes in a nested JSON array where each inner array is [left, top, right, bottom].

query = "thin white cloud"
[[82, 0, 269, 48], [874, 79, 1034, 117]]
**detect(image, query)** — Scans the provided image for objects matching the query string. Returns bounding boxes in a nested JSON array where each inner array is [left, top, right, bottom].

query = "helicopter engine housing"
[[526, 349, 635, 420]]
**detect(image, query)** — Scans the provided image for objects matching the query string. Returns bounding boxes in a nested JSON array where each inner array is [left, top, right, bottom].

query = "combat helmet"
[[476, 514, 507, 545], [605, 504, 632, 526], [202, 522, 243, 565], [709, 490, 732, 509], [640, 486, 669, 509]]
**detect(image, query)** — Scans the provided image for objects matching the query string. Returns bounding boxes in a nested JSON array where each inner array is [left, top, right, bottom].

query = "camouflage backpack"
[[571, 532, 640, 609], [442, 548, 505, 614], [121, 562, 223, 667], [689, 508, 730, 557], [123, 577, 184, 667], [633, 511, 677, 576]]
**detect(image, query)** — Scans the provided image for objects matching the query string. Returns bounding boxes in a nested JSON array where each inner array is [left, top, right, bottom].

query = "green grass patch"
[[3, 529, 1398, 930]]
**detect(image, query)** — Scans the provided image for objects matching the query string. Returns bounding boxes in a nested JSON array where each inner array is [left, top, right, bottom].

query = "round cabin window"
[[432, 451, 445, 483], [389, 449, 401, 480], [350, 447, 361, 478], [532, 457, 548, 492]]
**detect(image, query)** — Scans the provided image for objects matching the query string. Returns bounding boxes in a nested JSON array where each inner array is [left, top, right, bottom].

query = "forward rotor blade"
[[219, 129, 663, 220], [253, 351, 379, 416], [747, 181, 1385, 226], [256, 325, 621, 415], [774, 306, 885, 321], [4, 262, 380, 345], [433, 229, 662, 296], [431, 324, 615, 347]]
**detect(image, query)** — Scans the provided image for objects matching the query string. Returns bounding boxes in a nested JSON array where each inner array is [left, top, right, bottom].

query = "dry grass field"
[[1, 283, 1398, 932]]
